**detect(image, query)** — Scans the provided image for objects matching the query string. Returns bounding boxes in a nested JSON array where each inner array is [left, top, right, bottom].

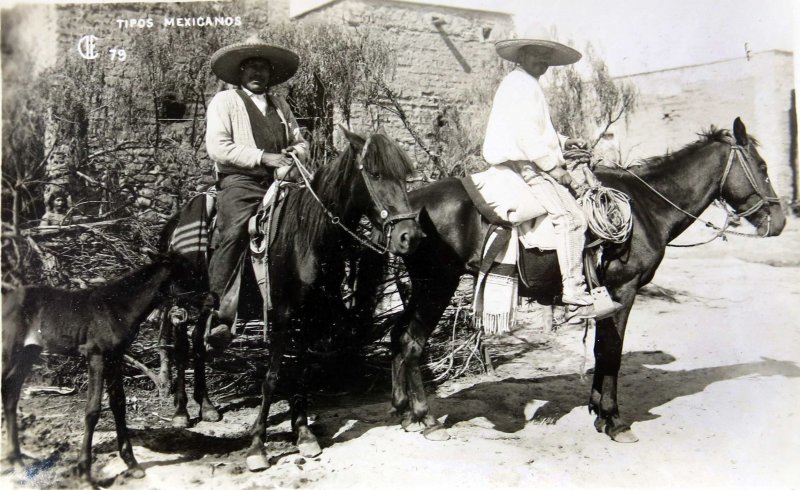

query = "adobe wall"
[[616, 50, 796, 202], [297, 0, 513, 156]]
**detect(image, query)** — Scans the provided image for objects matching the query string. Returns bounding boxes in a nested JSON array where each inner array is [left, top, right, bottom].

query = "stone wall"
[[297, 0, 513, 158], [614, 50, 797, 203]]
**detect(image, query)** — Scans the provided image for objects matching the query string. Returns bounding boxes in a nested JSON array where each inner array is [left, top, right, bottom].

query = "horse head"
[[719, 117, 785, 236], [147, 250, 206, 301], [340, 127, 424, 255]]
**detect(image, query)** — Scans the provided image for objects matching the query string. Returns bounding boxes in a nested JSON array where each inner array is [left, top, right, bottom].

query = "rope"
[[285, 152, 390, 255], [610, 152, 774, 246], [577, 186, 633, 244]]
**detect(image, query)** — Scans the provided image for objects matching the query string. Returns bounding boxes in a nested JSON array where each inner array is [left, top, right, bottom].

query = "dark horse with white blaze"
[[162, 128, 422, 471], [377, 118, 785, 443]]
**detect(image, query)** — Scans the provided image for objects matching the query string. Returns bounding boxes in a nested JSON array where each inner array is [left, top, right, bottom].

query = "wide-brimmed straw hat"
[[210, 37, 300, 86], [495, 38, 581, 66]]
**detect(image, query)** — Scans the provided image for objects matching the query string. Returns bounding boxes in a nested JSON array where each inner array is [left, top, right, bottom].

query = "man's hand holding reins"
[[547, 166, 573, 187]]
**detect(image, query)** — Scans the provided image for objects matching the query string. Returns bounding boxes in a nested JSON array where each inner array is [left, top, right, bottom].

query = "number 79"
[[109, 48, 127, 62]]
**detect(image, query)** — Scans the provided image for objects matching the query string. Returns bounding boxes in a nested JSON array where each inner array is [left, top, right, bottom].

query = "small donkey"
[[2, 253, 200, 482]]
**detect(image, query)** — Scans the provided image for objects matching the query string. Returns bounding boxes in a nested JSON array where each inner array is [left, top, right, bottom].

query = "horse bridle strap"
[[356, 136, 419, 239], [286, 144, 416, 255], [719, 145, 781, 220], [614, 142, 778, 244]]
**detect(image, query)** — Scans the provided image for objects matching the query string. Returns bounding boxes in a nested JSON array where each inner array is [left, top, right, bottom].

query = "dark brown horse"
[[161, 129, 423, 471], [1, 253, 200, 482], [379, 118, 785, 443]]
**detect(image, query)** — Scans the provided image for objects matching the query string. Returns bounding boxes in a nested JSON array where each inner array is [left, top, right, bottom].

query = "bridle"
[[615, 142, 780, 246], [286, 136, 418, 254], [718, 144, 781, 231]]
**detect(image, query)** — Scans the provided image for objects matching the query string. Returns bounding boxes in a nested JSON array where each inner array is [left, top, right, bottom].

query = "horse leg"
[[171, 320, 191, 428], [77, 352, 104, 481], [394, 274, 459, 440], [245, 328, 288, 471], [1, 344, 40, 470], [290, 355, 321, 458], [590, 283, 638, 443], [192, 309, 221, 422], [104, 355, 145, 478]]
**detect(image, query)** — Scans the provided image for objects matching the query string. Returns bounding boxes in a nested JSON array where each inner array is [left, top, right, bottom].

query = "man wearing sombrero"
[[482, 36, 595, 314], [205, 37, 308, 340]]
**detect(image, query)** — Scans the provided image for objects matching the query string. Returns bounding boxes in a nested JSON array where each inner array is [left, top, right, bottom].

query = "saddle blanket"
[[472, 226, 519, 334], [169, 191, 216, 257]]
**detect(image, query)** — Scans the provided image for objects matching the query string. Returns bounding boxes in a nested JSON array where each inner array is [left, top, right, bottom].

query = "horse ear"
[[733, 117, 748, 145], [143, 247, 159, 261], [338, 124, 365, 151]]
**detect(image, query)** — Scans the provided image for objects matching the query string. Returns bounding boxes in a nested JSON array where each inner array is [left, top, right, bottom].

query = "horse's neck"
[[637, 141, 728, 241], [109, 265, 171, 324]]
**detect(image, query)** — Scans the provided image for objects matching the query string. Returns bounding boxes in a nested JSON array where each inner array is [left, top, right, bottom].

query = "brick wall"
[[614, 50, 797, 202]]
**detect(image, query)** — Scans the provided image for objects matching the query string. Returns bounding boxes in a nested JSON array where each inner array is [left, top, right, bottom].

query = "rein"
[[286, 139, 416, 254], [613, 143, 779, 246]]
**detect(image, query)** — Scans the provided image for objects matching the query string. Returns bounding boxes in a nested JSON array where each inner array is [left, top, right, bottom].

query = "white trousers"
[[472, 162, 588, 294]]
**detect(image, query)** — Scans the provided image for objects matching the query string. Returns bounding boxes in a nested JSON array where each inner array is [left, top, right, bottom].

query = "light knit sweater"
[[205, 89, 308, 177]]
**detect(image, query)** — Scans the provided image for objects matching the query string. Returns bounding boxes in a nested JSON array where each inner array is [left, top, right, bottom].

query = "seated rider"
[[205, 37, 309, 347], [482, 36, 596, 317]]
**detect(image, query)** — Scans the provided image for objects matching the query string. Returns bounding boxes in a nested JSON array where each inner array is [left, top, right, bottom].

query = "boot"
[[205, 310, 234, 356]]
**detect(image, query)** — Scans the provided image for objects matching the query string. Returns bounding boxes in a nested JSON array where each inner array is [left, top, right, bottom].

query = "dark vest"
[[234, 89, 287, 157]]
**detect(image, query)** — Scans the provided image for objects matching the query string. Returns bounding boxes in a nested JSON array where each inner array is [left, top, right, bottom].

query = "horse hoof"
[[172, 415, 190, 428], [201, 407, 222, 423], [401, 420, 425, 433], [125, 466, 146, 479], [610, 429, 639, 443], [246, 454, 270, 472], [422, 426, 451, 441], [297, 439, 322, 458]]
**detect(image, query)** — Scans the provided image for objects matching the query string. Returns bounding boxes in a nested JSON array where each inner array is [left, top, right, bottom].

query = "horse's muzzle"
[[756, 204, 786, 237], [389, 218, 424, 255]]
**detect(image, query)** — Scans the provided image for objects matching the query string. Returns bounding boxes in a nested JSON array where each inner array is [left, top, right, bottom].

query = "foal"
[[1, 253, 199, 481]]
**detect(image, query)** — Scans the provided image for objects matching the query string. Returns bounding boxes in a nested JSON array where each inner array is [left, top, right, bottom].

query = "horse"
[[1, 253, 201, 482], [160, 128, 423, 471], [373, 118, 785, 443]]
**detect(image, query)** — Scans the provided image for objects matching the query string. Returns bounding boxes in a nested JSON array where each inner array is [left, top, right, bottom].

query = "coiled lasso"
[[577, 186, 633, 243]]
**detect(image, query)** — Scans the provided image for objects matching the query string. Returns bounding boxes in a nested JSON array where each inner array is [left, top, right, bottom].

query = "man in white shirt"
[[482, 38, 594, 312], [204, 38, 309, 345]]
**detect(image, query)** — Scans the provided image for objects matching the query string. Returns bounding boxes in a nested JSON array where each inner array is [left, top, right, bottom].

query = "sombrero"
[[495, 39, 581, 66], [210, 37, 300, 86]]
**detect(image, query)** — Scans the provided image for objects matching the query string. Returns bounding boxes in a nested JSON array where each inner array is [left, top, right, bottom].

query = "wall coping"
[[616, 49, 794, 80], [290, 0, 515, 18]]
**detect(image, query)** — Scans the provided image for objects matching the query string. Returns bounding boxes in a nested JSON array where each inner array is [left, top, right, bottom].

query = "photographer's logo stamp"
[[77, 35, 99, 60]]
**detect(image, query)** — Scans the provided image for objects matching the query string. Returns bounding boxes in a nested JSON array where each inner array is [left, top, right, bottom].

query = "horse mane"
[[629, 126, 759, 179], [289, 132, 414, 251]]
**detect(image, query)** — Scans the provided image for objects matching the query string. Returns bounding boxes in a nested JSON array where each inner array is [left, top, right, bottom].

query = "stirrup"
[[590, 286, 624, 320]]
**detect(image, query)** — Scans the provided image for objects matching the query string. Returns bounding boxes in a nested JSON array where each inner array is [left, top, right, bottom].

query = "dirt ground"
[[4, 214, 800, 489]]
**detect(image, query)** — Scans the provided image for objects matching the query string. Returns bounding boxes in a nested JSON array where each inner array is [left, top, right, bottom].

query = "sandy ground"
[[4, 215, 800, 489]]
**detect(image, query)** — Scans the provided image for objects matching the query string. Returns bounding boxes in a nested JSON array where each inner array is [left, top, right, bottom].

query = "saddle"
[[167, 181, 298, 333], [460, 174, 623, 333]]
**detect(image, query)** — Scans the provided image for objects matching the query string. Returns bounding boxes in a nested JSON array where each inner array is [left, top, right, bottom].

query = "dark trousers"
[[208, 174, 271, 308]]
